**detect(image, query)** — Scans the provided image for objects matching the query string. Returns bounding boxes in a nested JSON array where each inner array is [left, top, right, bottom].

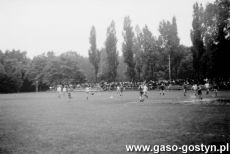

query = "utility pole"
[[168, 54, 171, 82]]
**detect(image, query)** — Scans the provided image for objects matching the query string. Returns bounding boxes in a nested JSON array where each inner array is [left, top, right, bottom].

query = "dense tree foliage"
[[28, 51, 86, 89], [191, 0, 230, 80], [128, 17, 189, 81], [141, 26, 160, 81], [133, 25, 144, 81], [88, 26, 101, 82], [122, 16, 135, 81], [104, 21, 119, 82], [0, 50, 91, 93], [158, 17, 181, 80], [191, 3, 206, 80], [0, 50, 32, 93]]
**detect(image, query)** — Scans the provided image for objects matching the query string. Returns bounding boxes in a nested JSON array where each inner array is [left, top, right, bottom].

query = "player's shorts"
[[198, 90, 202, 95], [140, 91, 144, 96]]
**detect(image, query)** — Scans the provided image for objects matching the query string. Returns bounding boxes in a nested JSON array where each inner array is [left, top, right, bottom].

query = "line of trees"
[[0, 50, 93, 93], [89, 16, 192, 82], [0, 0, 229, 93], [88, 0, 229, 83]]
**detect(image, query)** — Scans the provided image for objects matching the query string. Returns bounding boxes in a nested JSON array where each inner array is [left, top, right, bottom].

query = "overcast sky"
[[0, 0, 214, 58]]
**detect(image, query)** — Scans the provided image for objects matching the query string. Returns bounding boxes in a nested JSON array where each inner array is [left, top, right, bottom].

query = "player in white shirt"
[[117, 85, 121, 96], [192, 84, 198, 95], [204, 82, 210, 95], [143, 84, 148, 99], [86, 87, 89, 100], [63, 86, 67, 96], [57, 85, 62, 98]]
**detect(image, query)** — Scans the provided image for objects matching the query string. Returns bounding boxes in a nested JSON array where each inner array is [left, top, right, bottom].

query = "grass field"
[[0, 90, 230, 154]]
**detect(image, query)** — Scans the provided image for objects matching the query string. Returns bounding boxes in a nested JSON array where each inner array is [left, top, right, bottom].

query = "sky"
[[0, 0, 214, 58]]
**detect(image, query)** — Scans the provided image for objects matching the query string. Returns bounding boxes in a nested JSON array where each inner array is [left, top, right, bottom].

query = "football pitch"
[[0, 90, 230, 154]]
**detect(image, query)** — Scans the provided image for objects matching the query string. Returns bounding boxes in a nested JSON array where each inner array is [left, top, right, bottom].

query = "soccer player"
[[213, 83, 218, 97], [57, 85, 62, 98], [204, 82, 210, 95], [143, 84, 148, 99], [197, 85, 202, 100], [63, 85, 67, 96], [159, 83, 165, 96], [138, 83, 144, 102], [120, 84, 124, 96], [85, 86, 90, 100], [67, 85, 72, 99], [117, 85, 121, 96], [192, 84, 198, 96], [183, 82, 188, 96]]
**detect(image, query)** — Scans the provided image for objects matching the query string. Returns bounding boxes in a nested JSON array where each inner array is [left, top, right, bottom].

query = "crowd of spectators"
[[51, 78, 230, 92]]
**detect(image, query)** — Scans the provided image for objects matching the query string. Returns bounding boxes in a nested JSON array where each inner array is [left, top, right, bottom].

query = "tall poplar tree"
[[122, 16, 135, 81], [88, 26, 100, 82], [105, 21, 119, 82]]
